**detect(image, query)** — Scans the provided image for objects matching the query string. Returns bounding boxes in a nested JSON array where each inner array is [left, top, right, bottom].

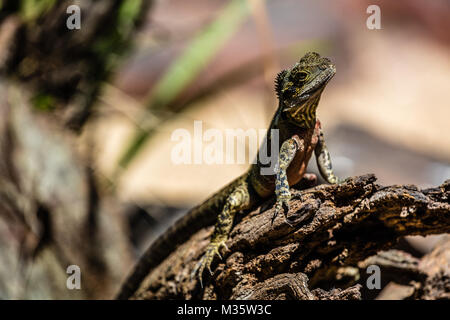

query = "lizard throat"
[[286, 94, 321, 128]]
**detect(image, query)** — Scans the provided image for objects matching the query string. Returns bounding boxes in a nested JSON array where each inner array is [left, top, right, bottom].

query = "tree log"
[[129, 174, 450, 300]]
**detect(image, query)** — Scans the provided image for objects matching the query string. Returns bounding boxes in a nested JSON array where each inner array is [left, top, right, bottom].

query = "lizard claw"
[[337, 177, 348, 184], [330, 176, 347, 185], [191, 241, 227, 288], [271, 194, 291, 226], [207, 265, 213, 276]]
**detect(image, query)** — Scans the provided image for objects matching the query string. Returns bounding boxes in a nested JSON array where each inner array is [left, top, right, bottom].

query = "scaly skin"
[[117, 52, 342, 299]]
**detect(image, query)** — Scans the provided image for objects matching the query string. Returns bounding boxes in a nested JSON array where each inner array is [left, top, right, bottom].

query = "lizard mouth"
[[284, 84, 324, 111], [281, 61, 335, 115], [285, 68, 335, 110], [301, 69, 335, 96]]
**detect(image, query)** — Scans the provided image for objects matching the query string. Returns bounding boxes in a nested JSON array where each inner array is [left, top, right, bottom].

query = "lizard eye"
[[298, 72, 308, 81]]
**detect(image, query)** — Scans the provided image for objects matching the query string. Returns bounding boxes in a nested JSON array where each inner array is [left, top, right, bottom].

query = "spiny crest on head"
[[275, 69, 287, 98]]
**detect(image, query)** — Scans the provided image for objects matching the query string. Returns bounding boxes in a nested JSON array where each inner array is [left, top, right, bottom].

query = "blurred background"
[[0, 0, 448, 299]]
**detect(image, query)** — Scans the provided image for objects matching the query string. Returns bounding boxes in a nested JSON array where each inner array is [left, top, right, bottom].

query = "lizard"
[[116, 52, 343, 299]]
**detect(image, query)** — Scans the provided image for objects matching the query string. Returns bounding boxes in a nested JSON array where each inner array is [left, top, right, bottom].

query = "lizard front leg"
[[314, 129, 343, 184], [272, 137, 304, 225], [192, 182, 250, 287]]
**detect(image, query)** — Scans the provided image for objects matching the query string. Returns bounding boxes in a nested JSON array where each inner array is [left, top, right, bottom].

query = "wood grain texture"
[[130, 174, 450, 300]]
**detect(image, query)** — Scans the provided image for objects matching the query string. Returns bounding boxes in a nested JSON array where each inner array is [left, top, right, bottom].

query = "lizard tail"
[[115, 175, 246, 300]]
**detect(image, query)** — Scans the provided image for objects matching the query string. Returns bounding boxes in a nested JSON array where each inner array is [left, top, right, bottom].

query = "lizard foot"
[[191, 240, 228, 288], [338, 177, 349, 184], [271, 191, 292, 226], [332, 176, 348, 184]]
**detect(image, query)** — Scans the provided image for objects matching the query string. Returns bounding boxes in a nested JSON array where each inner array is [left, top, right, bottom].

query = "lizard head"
[[275, 52, 336, 128]]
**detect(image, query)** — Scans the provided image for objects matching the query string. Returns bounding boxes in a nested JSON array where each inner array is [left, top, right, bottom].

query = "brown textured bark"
[[130, 174, 450, 300]]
